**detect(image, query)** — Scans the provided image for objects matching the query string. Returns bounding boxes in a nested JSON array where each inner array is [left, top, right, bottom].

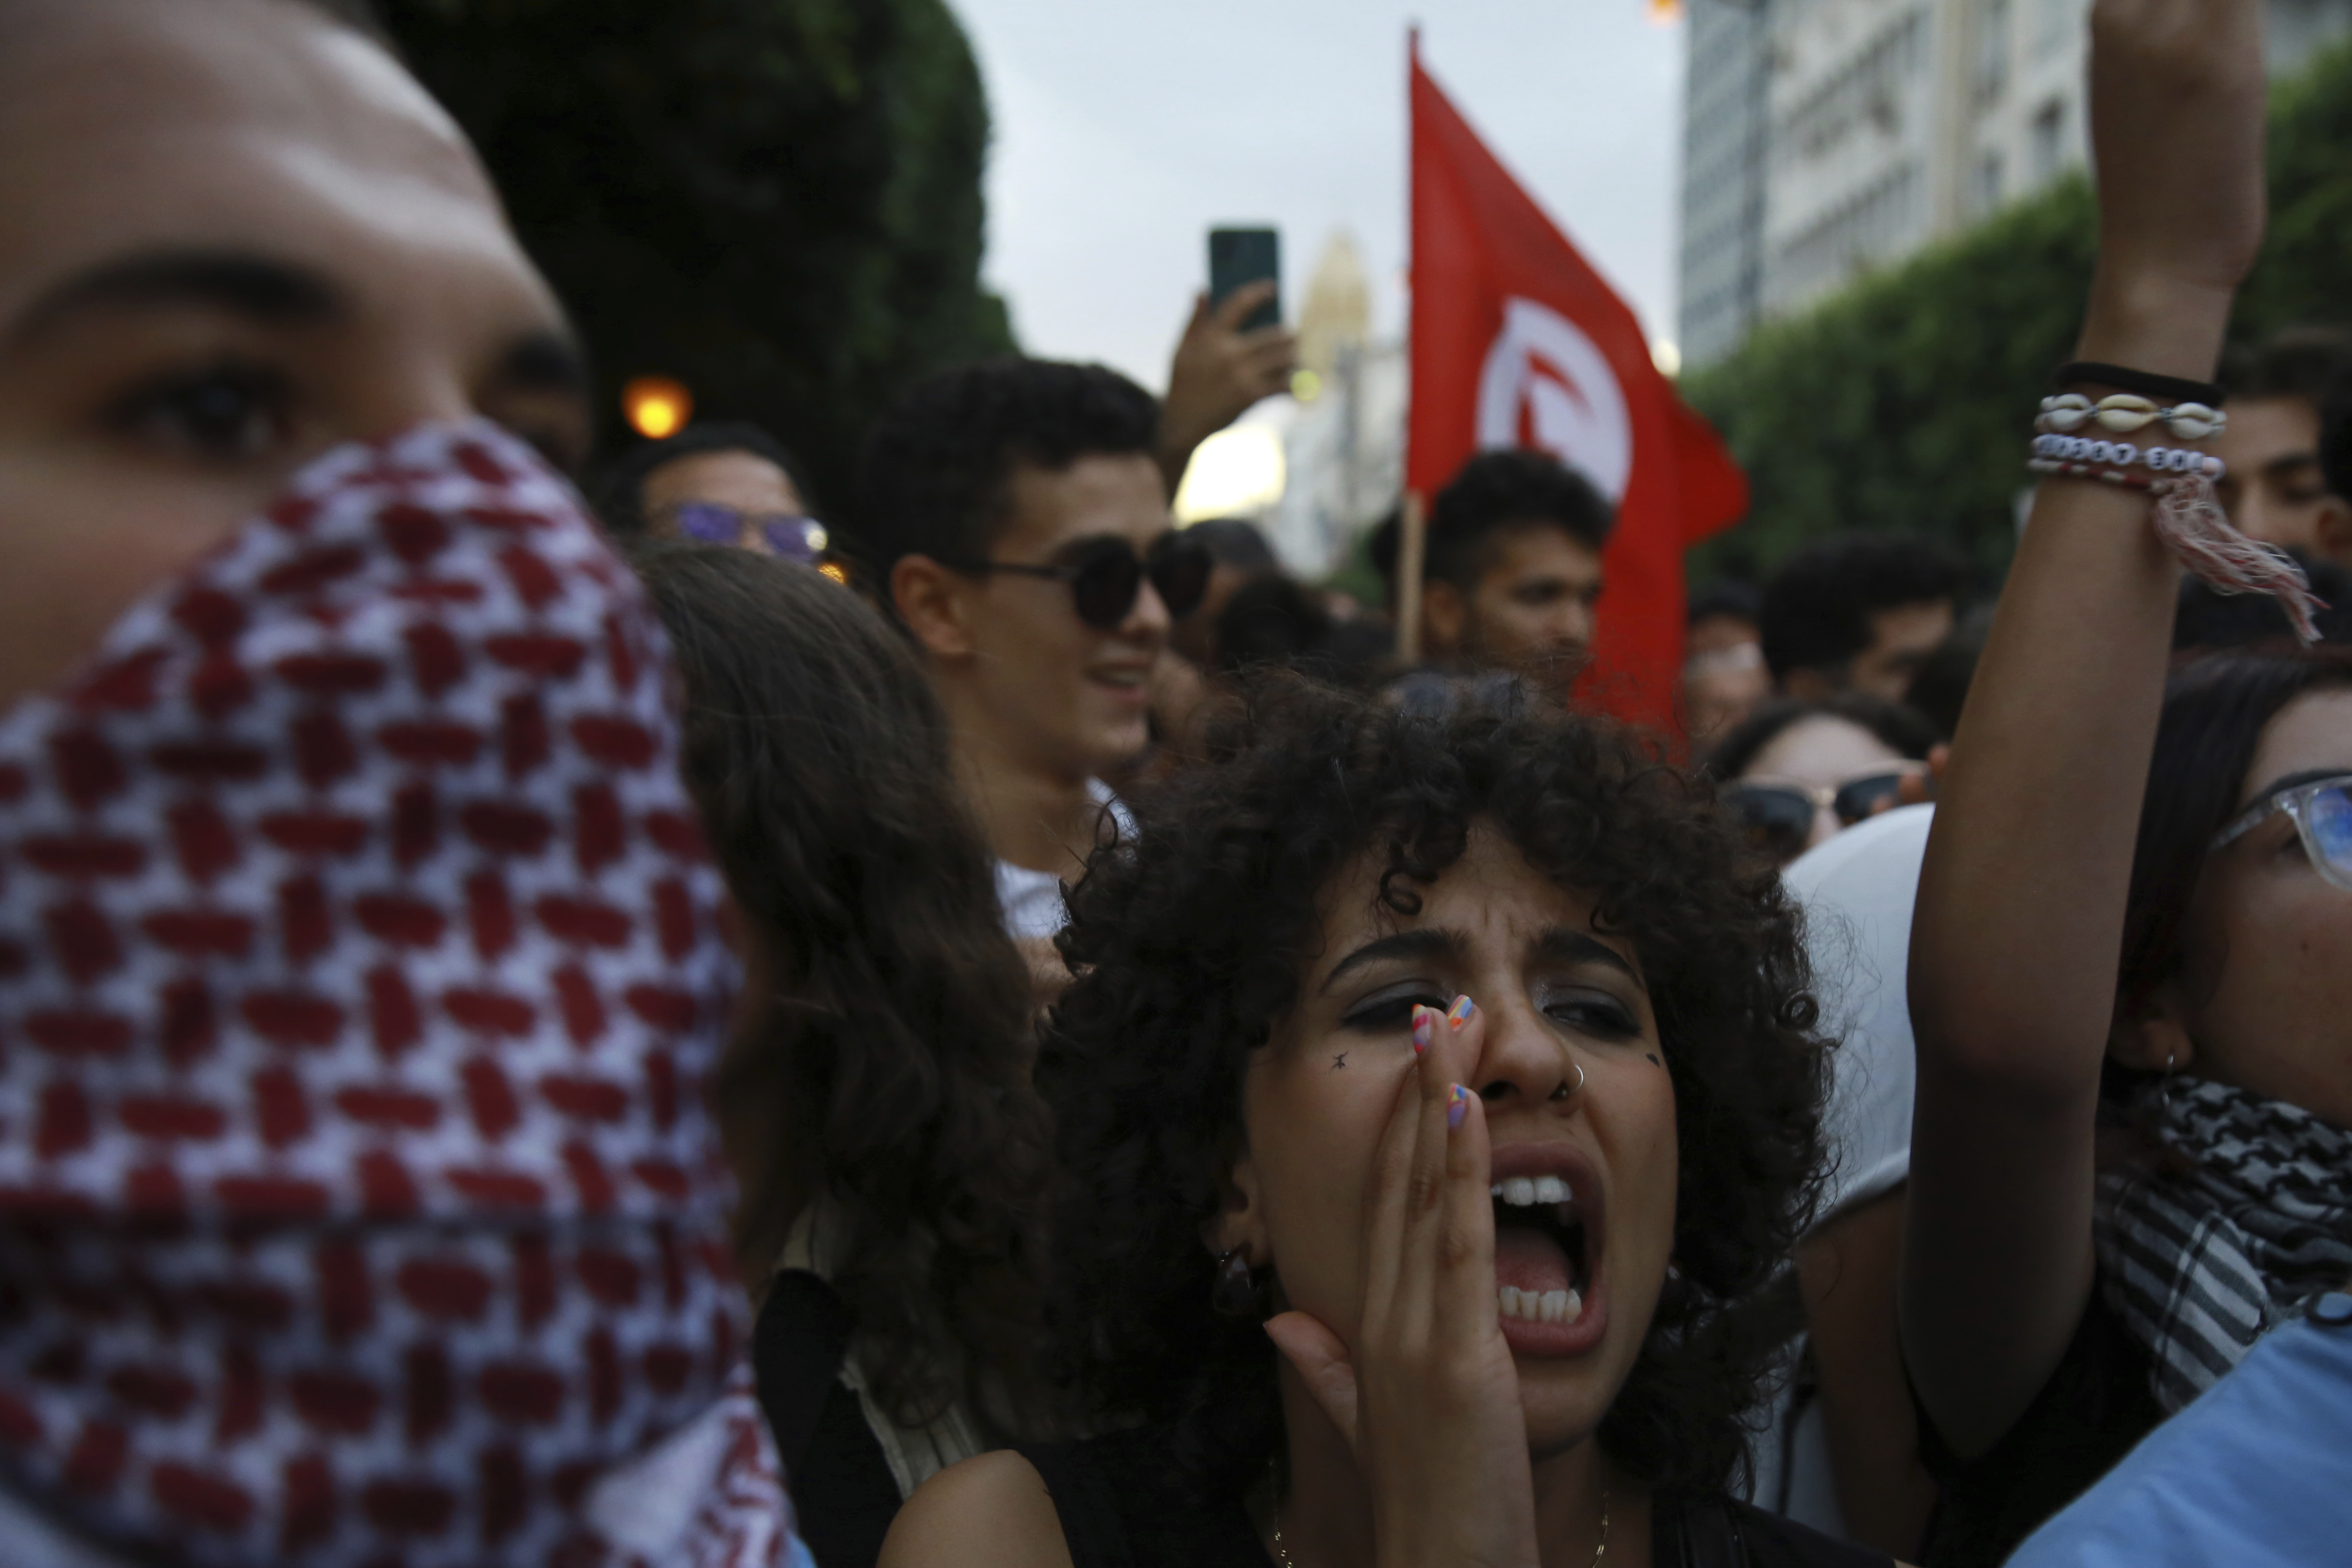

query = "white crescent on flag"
[[1474, 296, 1633, 503]]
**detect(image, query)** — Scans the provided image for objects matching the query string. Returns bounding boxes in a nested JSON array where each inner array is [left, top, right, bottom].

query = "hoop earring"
[[1548, 1061, 1586, 1102], [1212, 1249, 1258, 1318]]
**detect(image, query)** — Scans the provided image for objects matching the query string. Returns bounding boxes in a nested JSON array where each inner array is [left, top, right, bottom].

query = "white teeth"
[[1493, 1175, 1574, 1207], [1498, 1286, 1586, 1324]]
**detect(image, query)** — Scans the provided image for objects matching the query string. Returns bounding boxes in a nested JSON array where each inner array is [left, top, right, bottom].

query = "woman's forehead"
[[1314, 827, 1628, 969]]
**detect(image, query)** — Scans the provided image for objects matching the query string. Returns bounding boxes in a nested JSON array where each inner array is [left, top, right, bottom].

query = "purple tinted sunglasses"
[[668, 501, 828, 563]]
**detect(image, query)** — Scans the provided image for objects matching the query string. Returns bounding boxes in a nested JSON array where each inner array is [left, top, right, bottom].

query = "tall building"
[[1679, 0, 1773, 368], [1678, 0, 2352, 368]]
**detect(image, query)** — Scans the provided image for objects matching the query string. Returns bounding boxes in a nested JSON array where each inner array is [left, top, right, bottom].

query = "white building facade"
[[1679, 0, 2352, 368]]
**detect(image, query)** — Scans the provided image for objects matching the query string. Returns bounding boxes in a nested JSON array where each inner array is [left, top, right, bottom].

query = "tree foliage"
[[379, 0, 1015, 514], [1687, 40, 2352, 584]]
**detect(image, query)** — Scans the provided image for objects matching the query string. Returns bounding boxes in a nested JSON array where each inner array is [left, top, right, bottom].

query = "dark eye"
[[1338, 985, 1449, 1035], [111, 361, 294, 462], [1543, 992, 1640, 1041]]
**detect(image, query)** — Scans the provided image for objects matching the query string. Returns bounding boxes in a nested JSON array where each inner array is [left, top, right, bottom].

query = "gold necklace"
[[1269, 1490, 1611, 1568]]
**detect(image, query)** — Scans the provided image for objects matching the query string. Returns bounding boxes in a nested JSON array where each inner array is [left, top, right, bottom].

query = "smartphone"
[[1208, 227, 1281, 332]]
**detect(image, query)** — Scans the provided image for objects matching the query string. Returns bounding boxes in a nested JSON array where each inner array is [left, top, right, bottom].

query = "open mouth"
[[1491, 1173, 1594, 1326]]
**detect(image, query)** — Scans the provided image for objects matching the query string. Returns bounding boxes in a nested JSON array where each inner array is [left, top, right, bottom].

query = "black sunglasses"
[[1723, 764, 1930, 864], [944, 532, 1213, 629]]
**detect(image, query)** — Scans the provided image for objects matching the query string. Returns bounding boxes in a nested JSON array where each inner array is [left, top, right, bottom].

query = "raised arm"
[[1902, 0, 2269, 1456]]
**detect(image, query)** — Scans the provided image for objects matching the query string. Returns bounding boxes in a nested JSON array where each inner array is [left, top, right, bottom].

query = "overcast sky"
[[950, 0, 1689, 394]]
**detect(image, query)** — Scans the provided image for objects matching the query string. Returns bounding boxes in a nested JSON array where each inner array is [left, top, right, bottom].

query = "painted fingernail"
[[1447, 995, 1476, 1030], [1412, 1006, 1434, 1055], [1448, 1083, 1471, 1129]]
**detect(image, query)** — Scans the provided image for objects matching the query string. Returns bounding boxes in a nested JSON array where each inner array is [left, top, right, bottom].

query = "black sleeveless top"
[[1913, 1278, 2163, 1568], [1018, 1424, 1894, 1568], [753, 1271, 904, 1568]]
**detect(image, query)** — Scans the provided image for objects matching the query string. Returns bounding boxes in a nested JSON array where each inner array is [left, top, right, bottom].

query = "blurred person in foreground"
[[1906, 3, 2352, 1562], [1683, 579, 1771, 750], [0, 0, 796, 1560], [1707, 696, 1937, 866], [1761, 535, 1965, 704], [634, 544, 1062, 1568], [597, 420, 829, 565], [2213, 327, 2352, 560], [852, 360, 1210, 939], [1371, 449, 1614, 707]]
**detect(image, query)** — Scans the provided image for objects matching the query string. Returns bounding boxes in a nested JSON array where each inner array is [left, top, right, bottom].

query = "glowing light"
[[623, 377, 692, 440], [1647, 0, 1684, 23], [818, 560, 851, 586], [1290, 368, 1323, 403], [1650, 337, 1683, 378], [1173, 425, 1286, 523]]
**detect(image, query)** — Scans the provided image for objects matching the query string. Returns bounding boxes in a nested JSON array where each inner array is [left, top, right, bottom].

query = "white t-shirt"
[[994, 779, 1133, 940], [1745, 804, 1933, 1531]]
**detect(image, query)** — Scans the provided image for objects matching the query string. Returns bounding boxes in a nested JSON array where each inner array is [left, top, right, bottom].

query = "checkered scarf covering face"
[[2095, 1074, 2352, 1413], [0, 423, 790, 1565]]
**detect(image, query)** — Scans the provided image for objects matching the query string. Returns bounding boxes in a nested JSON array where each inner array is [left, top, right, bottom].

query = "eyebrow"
[[1320, 928, 1461, 994], [1530, 927, 1641, 983], [12, 248, 348, 347]]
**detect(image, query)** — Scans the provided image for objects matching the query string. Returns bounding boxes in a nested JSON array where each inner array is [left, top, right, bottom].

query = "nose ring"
[[1549, 1060, 1586, 1101]]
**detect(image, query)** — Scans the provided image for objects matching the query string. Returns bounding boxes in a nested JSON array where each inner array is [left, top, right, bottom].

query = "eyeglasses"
[[943, 531, 1212, 629], [663, 501, 828, 564], [2209, 773, 2352, 891], [1723, 762, 1931, 864]]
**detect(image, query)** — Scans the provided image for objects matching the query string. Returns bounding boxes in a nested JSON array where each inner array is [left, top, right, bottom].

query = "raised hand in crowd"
[[1906, 0, 2352, 1561], [1156, 281, 1298, 496]]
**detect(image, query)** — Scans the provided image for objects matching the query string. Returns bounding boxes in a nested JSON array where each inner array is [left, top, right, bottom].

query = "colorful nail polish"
[[1411, 1006, 1434, 1056], [1447, 995, 1476, 1030], [1448, 1083, 1471, 1129]]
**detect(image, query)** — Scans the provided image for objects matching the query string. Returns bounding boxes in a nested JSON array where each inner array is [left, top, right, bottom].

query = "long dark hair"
[[631, 541, 1056, 1436], [1039, 677, 1826, 1497], [2119, 645, 2352, 1024]]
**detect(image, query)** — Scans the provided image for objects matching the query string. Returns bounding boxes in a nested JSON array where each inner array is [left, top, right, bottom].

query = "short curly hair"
[[1038, 677, 1828, 1498], [849, 357, 1159, 594]]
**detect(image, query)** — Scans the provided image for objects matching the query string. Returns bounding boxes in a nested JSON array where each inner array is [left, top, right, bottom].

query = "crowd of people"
[[0, 0, 2346, 1566]]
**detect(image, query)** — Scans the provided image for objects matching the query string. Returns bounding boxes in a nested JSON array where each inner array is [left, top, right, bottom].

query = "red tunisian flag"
[[1408, 37, 1747, 735]]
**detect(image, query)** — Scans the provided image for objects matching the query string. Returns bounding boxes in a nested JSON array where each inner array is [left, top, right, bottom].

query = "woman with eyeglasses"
[[1708, 695, 1938, 866], [1905, 3, 2352, 1562]]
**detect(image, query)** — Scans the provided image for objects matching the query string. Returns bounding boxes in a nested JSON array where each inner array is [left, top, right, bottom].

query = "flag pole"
[[1395, 490, 1427, 663], [1397, 22, 1424, 665]]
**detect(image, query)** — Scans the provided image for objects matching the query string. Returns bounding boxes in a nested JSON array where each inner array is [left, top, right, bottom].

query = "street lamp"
[[622, 376, 692, 440]]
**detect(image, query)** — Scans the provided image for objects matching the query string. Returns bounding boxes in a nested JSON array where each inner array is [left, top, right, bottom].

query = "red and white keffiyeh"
[[0, 423, 790, 1565]]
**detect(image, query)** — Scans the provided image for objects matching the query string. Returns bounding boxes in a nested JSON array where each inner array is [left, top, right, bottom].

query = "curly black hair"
[[630, 541, 1058, 1437], [1037, 675, 1828, 1498], [849, 357, 1160, 596]]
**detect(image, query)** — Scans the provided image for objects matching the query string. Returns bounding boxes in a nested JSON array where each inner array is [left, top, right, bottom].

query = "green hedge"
[[1687, 38, 2352, 583], [382, 0, 1015, 516]]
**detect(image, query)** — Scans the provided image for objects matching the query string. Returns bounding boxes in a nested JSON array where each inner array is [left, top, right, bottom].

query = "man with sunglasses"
[[596, 420, 831, 565], [855, 358, 1211, 937]]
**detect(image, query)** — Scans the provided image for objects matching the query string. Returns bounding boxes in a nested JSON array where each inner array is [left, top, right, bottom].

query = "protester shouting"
[[632, 543, 1062, 1568], [0, 0, 795, 1560], [852, 360, 1210, 940], [882, 677, 1896, 1568], [1907, 1, 2352, 1562]]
